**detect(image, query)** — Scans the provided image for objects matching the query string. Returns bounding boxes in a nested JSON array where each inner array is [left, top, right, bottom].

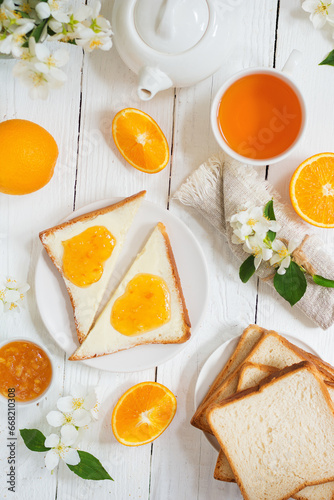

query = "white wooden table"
[[1, 1, 334, 499]]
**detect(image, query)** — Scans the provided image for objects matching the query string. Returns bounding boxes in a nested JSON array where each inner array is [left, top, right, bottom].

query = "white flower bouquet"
[[0, 0, 112, 99]]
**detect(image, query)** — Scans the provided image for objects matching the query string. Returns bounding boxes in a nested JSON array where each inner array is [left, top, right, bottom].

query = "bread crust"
[[39, 191, 146, 344], [237, 362, 278, 391], [69, 222, 191, 360], [198, 331, 334, 432], [191, 326, 266, 430], [208, 362, 334, 500], [202, 325, 266, 403]]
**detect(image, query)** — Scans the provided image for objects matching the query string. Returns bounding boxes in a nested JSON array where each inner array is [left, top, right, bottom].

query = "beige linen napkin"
[[174, 153, 334, 330]]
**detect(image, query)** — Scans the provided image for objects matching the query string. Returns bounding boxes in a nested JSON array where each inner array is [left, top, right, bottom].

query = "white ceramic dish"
[[35, 198, 208, 372], [0, 338, 54, 406], [194, 332, 320, 452]]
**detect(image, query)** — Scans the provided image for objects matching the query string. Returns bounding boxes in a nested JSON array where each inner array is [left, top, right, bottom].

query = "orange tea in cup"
[[217, 73, 303, 160]]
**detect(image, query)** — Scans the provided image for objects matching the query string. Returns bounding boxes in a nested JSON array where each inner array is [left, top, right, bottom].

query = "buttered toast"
[[39, 191, 145, 343], [69, 223, 191, 361]]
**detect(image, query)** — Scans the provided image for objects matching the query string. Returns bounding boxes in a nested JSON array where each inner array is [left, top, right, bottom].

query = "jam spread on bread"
[[110, 273, 171, 336], [62, 226, 116, 287]]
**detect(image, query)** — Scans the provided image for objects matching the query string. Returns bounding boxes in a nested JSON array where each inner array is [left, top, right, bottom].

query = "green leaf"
[[266, 230, 276, 242], [264, 200, 276, 221], [67, 451, 113, 481], [30, 19, 48, 43], [274, 261, 307, 306], [20, 429, 50, 452], [313, 274, 334, 288], [15, 10, 30, 18], [239, 255, 256, 283], [320, 50, 334, 67]]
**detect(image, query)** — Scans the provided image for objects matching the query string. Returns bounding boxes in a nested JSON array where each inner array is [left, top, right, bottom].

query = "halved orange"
[[111, 381, 177, 446], [112, 108, 169, 174], [290, 153, 334, 228]]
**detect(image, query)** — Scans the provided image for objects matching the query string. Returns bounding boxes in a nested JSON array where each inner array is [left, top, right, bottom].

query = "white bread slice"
[[208, 362, 334, 500], [237, 362, 277, 391], [39, 191, 146, 343], [69, 222, 191, 360], [216, 363, 334, 500], [192, 331, 334, 435], [202, 325, 266, 404]]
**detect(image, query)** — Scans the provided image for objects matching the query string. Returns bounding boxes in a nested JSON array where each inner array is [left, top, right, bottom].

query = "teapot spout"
[[137, 67, 173, 101]]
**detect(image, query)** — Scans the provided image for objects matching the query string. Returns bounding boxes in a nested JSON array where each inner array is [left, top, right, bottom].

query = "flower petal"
[[72, 408, 91, 427], [254, 255, 262, 270], [45, 449, 60, 471], [277, 266, 287, 275], [61, 424, 78, 446], [83, 391, 98, 411], [63, 448, 80, 466], [45, 433, 60, 448], [57, 396, 75, 413], [35, 42, 50, 61], [46, 410, 66, 427]]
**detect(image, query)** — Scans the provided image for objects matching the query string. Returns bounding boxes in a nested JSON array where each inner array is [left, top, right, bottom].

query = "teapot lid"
[[134, 0, 209, 55]]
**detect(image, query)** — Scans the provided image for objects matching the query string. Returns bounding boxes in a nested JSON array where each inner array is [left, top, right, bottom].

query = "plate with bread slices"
[[35, 192, 208, 372], [192, 325, 334, 500]]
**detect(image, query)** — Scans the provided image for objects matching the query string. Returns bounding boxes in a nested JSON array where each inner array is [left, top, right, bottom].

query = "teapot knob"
[[156, 0, 182, 38]]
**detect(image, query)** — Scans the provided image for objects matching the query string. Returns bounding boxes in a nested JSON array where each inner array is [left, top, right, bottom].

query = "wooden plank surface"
[[2, 1, 334, 499]]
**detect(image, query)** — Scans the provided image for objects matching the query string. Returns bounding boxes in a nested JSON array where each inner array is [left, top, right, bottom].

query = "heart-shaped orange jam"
[[62, 226, 116, 287], [111, 273, 171, 336]]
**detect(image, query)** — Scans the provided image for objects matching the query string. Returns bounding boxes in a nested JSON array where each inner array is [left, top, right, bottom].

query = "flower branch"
[[230, 200, 334, 306]]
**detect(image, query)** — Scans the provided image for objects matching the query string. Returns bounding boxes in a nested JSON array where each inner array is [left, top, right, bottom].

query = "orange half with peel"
[[112, 108, 169, 174], [290, 153, 334, 228], [111, 381, 177, 446]]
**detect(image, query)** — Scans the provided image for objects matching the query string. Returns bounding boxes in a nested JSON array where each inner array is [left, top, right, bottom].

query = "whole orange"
[[0, 119, 58, 195]]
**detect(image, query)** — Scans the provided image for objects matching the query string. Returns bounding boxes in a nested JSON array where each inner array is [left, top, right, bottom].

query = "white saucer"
[[194, 332, 320, 452], [35, 198, 208, 372]]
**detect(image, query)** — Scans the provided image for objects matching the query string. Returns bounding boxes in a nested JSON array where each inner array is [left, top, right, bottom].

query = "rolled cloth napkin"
[[174, 153, 334, 330]]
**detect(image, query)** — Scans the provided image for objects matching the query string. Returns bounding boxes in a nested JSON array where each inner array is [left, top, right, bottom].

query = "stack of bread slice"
[[191, 325, 334, 500]]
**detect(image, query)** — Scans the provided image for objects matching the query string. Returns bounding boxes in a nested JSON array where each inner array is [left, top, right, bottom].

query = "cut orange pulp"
[[112, 108, 169, 173], [290, 153, 334, 228], [112, 381, 177, 446]]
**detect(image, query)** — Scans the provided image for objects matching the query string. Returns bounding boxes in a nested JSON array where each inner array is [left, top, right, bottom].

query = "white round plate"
[[194, 333, 321, 452], [35, 198, 208, 372]]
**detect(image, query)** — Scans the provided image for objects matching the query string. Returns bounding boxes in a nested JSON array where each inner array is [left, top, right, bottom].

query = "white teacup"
[[211, 51, 307, 166]]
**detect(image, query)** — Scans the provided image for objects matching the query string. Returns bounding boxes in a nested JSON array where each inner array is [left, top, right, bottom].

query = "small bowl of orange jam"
[[0, 338, 53, 405]]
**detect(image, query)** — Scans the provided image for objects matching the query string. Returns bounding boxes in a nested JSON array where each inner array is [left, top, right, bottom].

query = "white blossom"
[[56, 385, 100, 421], [0, 20, 34, 57], [44, 428, 80, 471], [270, 239, 299, 275], [230, 206, 281, 244], [35, 0, 70, 22], [302, 0, 334, 29], [243, 235, 273, 270], [0, 277, 30, 313], [74, 26, 112, 52]]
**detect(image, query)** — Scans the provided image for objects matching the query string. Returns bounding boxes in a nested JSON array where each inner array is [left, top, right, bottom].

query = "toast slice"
[[216, 363, 334, 500], [201, 325, 266, 405], [39, 191, 146, 343], [237, 362, 277, 391], [69, 223, 191, 360], [192, 331, 334, 435], [208, 362, 334, 500]]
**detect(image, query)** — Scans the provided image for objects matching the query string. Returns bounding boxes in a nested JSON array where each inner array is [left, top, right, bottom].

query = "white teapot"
[[112, 0, 226, 101]]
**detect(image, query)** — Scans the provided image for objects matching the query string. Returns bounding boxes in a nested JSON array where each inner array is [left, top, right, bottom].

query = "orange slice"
[[111, 381, 177, 446], [290, 153, 334, 228], [112, 108, 169, 174]]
